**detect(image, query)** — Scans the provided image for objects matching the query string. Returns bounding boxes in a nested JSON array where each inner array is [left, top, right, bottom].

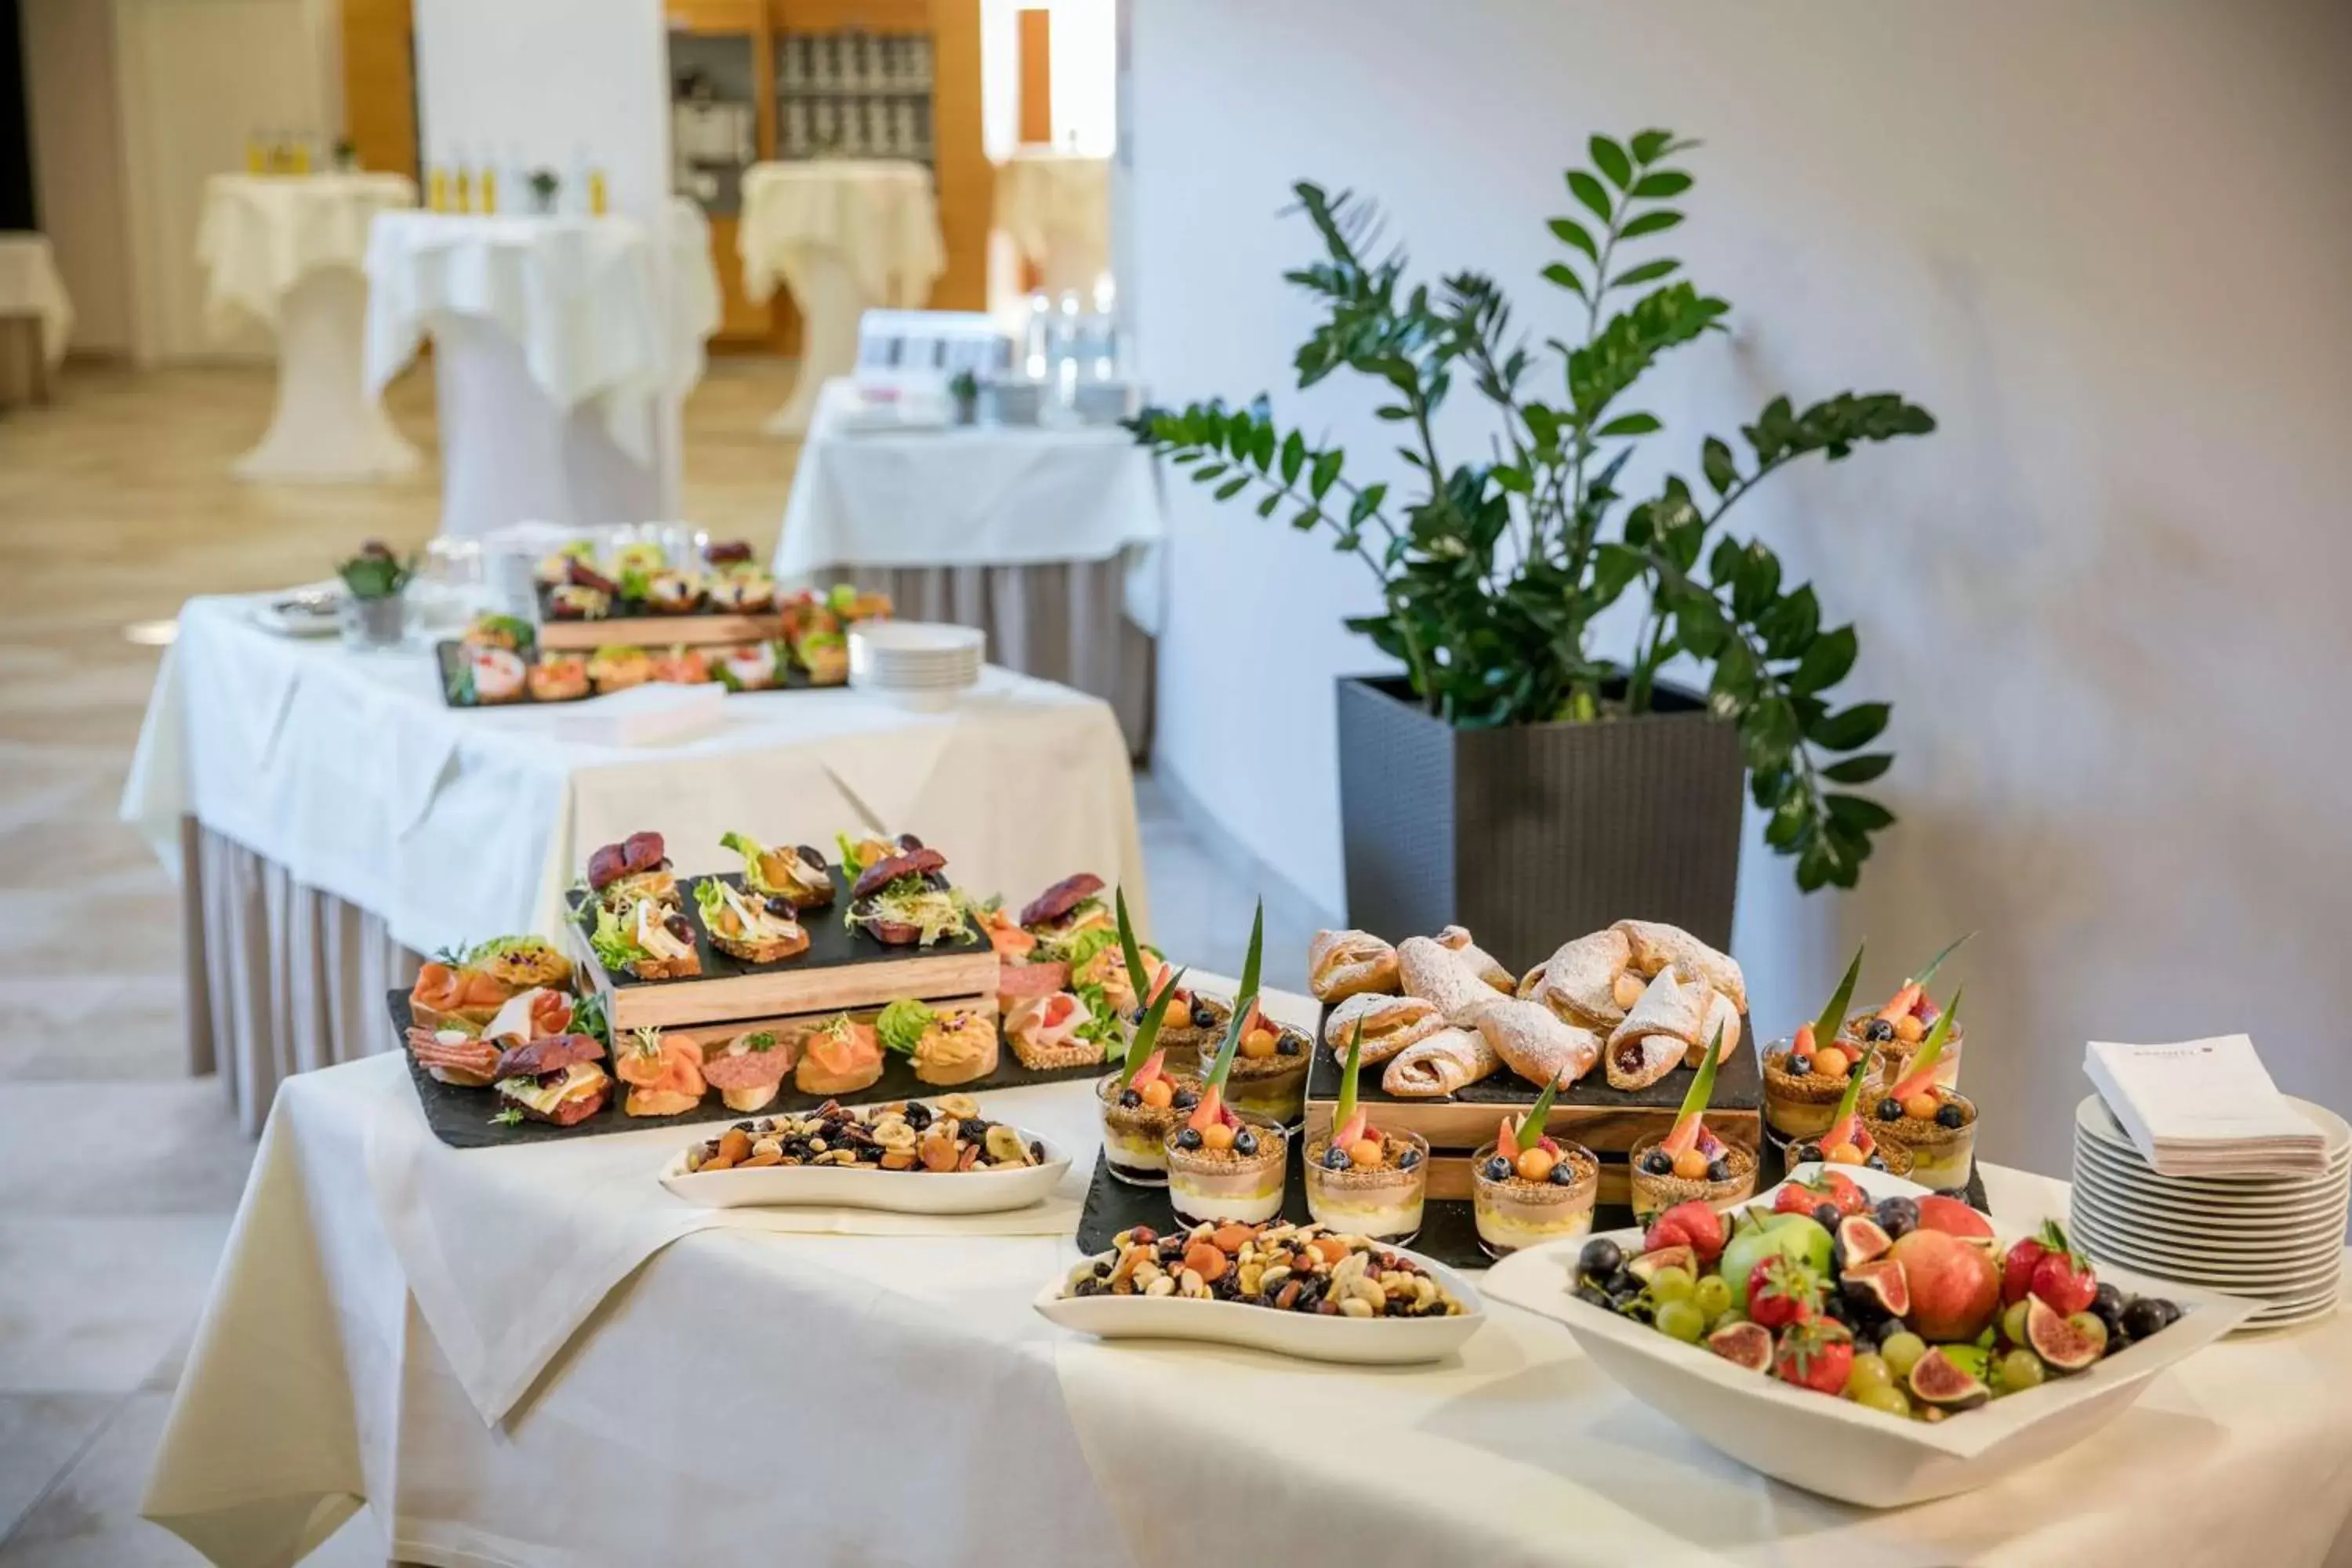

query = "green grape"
[[1842, 1352, 1893, 1396], [2002, 1300, 2032, 1348], [1996, 1348, 2045, 1395], [1648, 1265, 1695, 1305], [1856, 1385, 1915, 1419], [1654, 1299, 1708, 1344], [1879, 1330, 1927, 1379], [1693, 1275, 1733, 1321]]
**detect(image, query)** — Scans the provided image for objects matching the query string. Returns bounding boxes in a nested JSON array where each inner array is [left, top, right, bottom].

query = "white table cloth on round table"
[[139, 988, 2352, 1568], [775, 376, 1165, 754], [0, 231, 72, 404], [738, 159, 946, 437], [994, 150, 1110, 297], [365, 201, 722, 535], [118, 593, 1148, 1132], [198, 173, 421, 481]]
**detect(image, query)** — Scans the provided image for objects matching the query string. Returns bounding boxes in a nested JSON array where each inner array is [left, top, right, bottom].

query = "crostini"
[[794, 1014, 884, 1097], [699, 1027, 793, 1113], [844, 844, 971, 947], [588, 893, 702, 980], [491, 1033, 611, 1126], [615, 1026, 706, 1116], [719, 832, 835, 909], [691, 877, 810, 964], [876, 998, 1000, 1087]]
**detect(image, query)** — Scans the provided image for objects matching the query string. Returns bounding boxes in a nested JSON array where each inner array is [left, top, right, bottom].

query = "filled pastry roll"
[[1396, 936, 1497, 1025], [1613, 919, 1747, 1014], [1688, 986, 1744, 1069], [1380, 1025, 1500, 1098], [1523, 928, 1636, 1029], [1606, 966, 1705, 1091], [1308, 928, 1402, 1001], [1472, 996, 1602, 1090], [1321, 993, 1445, 1064], [1432, 925, 1515, 994]]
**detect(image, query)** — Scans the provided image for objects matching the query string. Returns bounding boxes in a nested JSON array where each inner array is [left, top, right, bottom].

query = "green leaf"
[[1827, 793, 1896, 831], [1620, 210, 1684, 239], [1334, 1020, 1363, 1131], [1541, 262, 1587, 299], [1255, 492, 1282, 518], [1893, 987, 1962, 1091], [1279, 430, 1305, 485], [1310, 450, 1342, 499], [1700, 437, 1739, 495], [1610, 257, 1681, 289], [1214, 476, 1250, 501], [1291, 508, 1319, 532], [1765, 795, 1810, 849], [1789, 625, 1857, 692], [1509, 1073, 1565, 1156], [1589, 136, 1633, 190], [1192, 463, 1226, 483], [1348, 484, 1388, 522], [1596, 412, 1661, 437], [1119, 964, 1186, 1090], [1493, 463, 1534, 495], [1671, 1022, 1726, 1128], [1911, 930, 1975, 989], [1820, 752, 1893, 784], [1548, 217, 1599, 260], [1632, 169, 1693, 198], [1755, 585, 1820, 659], [1812, 943, 1867, 1045], [1566, 170, 1613, 222], [1200, 901, 1266, 1100], [1809, 701, 1890, 750], [1629, 129, 1675, 163]]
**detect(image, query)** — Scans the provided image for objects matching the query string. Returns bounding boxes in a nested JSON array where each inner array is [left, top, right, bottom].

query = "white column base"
[[764, 249, 869, 438], [233, 269, 422, 484]]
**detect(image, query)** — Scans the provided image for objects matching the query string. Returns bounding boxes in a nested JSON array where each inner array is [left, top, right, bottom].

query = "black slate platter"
[[566, 866, 988, 988], [389, 990, 1113, 1150], [1076, 1143, 1988, 1273], [435, 640, 831, 710], [1305, 1004, 1764, 1109]]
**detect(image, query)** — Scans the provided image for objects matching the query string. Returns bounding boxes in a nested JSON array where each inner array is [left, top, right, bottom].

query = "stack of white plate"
[[848, 621, 984, 710], [2069, 1094, 2350, 1333]]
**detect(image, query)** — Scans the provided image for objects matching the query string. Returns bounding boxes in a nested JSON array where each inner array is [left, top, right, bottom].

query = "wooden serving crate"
[[533, 611, 781, 651], [564, 870, 998, 1033], [1302, 1011, 1762, 1207]]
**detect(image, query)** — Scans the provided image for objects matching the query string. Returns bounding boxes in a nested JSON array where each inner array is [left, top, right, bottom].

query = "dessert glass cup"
[[1626, 1131, 1759, 1225], [1759, 1038, 1889, 1142], [1470, 1138, 1599, 1260], [1154, 1000, 1229, 1076], [1096, 1071, 1202, 1187], [1225, 1041, 1311, 1129], [1784, 1130, 1915, 1179], [1302, 1129, 1431, 1243], [1843, 1012, 1965, 1093], [1165, 1111, 1290, 1226], [1868, 1087, 1977, 1194]]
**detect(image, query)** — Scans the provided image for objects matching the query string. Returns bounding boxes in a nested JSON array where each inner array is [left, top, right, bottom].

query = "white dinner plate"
[[2065, 1214, 2347, 1291], [2241, 1292, 2345, 1331], [2067, 1136, 2351, 1197], [2067, 1167, 2349, 1233], [2067, 1192, 2350, 1255], [660, 1129, 1069, 1214], [2073, 1094, 2351, 1171], [1033, 1242, 1486, 1367], [2070, 1145, 2350, 1220], [1479, 1163, 2256, 1508]]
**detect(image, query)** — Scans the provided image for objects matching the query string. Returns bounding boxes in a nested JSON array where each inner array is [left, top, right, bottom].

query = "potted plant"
[[528, 169, 561, 216], [332, 137, 360, 174], [336, 540, 412, 652], [1134, 129, 1933, 965], [948, 368, 981, 426]]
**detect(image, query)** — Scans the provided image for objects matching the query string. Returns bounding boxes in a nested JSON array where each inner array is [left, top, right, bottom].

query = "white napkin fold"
[[2085, 1035, 2332, 1177]]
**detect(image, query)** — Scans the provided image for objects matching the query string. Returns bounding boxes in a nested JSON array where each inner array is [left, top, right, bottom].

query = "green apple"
[[1720, 1214, 1834, 1311]]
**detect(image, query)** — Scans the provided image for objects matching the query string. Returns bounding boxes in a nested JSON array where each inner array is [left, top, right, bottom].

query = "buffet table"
[[994, 149, 1110, 296], [364, 201, 721, 534], [197, 173, 420, 480], [775, 377, 1163, 755], [118, 594, 1147, 1133], [141, 969, 2352, 1567], [738, 159, 946, 436]]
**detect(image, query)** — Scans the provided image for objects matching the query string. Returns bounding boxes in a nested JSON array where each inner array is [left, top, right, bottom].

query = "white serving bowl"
[[1479, 1163, 2256, 1507], [660, 1129, 1069, 1214], [1034, 1241, 1485, 1366]]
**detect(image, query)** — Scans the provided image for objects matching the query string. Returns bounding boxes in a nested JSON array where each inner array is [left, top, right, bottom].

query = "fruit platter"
[[659, 1095, 1072, 1214], [1034, 1218, 1486, 1366], [1478, 1163, 2256, 1506]]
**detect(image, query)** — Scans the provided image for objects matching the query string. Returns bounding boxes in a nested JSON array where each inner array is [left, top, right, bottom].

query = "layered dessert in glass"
[[1223, 1010, 1311, 1128], [1869, 1086, 1977, 1193], [1097, 1069, 1201, 1186], [1166, 1110, 1290, 1225], [1627, 1129, 1758, 1225], [1303, 1127, 1429, 1242], [1761, 1030, 1889, 1143], [1471, 1136, 1599, 1258]]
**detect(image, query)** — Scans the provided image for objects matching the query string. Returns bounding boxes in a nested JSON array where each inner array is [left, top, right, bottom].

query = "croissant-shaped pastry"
[[1472, 996, 1602, 1089], [1432, 925, 1515, 994], [1321, 993, 1445, 1064], [1397, 936, 1494, 1025], [1614, 919, 1746, 1014], [1308, 928, 1401, 1001], [1380, 1025, 1499, 1098]]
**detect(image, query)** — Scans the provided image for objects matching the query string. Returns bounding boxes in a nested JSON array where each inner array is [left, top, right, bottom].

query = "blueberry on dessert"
[[1628, 1023, 1759, 1224]]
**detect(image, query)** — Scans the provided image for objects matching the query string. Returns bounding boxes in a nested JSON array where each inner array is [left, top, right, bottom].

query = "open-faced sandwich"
[[409, 947, 522, 1030], [546, 583, 611, 621], [1004, 990, 1115, 1071], [586, 833, 678, 910], [586, 644, 652, 693], [491, 1033, 611, 1127], [978, 902, 1072, 1014], [719, 832, 835, 909], [877, 997, 1000, 1086], [462, 612, 533, 652], [642, 568, 702, 615], [468, 935, 572, 992], [405, 1018, 503, 1087], [715, 641, 785, 691], [410, 977, 579, 1086], [615, 1025, 707, 1116], [699, 1026, 794, 1113], [796, 1014, 884, 1096], [461, 643, 527, 705], [535, 539, 597, 586], [844, 840, 973, 947], [588, 893, 702, 980], [704, 569, 775, 612], [648, 647, 713, 684], [528, 651, 590, 702], [692, 876, 810, 964], [1021, 874, 1112, 958], [793, 625, 848, 685]]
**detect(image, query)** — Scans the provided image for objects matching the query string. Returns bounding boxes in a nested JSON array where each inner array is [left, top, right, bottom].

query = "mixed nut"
[[681, 1095, 1046, 1174], [1062, 1220, 1462, 1318]]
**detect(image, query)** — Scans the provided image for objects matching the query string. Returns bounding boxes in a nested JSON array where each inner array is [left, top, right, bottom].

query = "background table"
[[140, 995, 2352, 1567], [738, 159, 946, 437], [775, 377, 1163, 755], [365, 201, 721, 535], [994, 150, 1110, 297], [0, 230, 73, 408], [119, 594, 1148, 1132], [197, 173, 420, 481]]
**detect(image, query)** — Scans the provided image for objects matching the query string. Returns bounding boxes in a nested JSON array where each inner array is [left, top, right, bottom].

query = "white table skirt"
[[0, 230, 74, 365], [143, 1042, 2352, 1568], [993, 151, 1110, 297]]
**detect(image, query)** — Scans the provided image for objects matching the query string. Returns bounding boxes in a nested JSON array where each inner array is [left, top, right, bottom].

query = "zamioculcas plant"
[[1132, 129, 1936, 890]]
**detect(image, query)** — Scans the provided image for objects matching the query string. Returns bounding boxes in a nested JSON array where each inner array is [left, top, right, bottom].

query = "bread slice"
[[627, 953, 702, 981], [710, 928, 809, 965], [1010, 1033, 1108, 1072]]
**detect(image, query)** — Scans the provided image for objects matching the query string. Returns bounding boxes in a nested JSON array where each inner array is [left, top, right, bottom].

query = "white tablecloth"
[[738, 159, 946, 436], [0, 230, 74, 364], [777, 376, 1165, 631], [121, 594, 1149, 962], [993, 151, 1110, 296], [143, 1013, 2352, 1568]]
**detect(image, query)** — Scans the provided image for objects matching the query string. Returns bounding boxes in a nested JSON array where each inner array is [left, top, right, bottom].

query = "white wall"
[[1131, 0, 2352, 1174], [20, 0, 136, 355]]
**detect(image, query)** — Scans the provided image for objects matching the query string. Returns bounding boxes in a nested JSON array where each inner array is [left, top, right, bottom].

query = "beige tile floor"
[[0, 357, 1311, 1563]]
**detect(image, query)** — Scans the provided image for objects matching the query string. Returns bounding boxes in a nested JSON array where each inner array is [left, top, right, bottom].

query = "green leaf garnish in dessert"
[[1116, 964, 1188, 1091], [1891, 985, 1964, 1099], [875, 999, 935, 1056], [1114, 886, 1149, 1004], [1812, 942, 1865, 1044], [1820, 1051, 1874, 1150], [1661, 1022, 1727, 1155], [1506, 1073, 1563, 1157], [1334, 1020, 1365, 1131], [1911, 930, 1976, 990], [1189, 900, 1264, 1127]]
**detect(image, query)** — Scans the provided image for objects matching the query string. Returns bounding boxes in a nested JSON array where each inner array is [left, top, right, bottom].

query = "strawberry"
[[1774, 1171, 1867, 1220], [2028, 1221, 2097, 1314], [1773, 1180, 1824, 1218], [1773, 1319, 1854, 1396], [1643, 1200, 1726, 1262], [1747, 1254, 1820, 1332], [2002, 1231, 2049, 1307]]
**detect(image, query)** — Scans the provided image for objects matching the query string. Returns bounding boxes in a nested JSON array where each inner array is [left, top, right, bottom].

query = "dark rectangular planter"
[[1336, 675, 1744, 975]]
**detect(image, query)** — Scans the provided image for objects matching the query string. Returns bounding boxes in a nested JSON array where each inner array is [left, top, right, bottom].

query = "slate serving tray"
[[388, 989, 1113, 1151]]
